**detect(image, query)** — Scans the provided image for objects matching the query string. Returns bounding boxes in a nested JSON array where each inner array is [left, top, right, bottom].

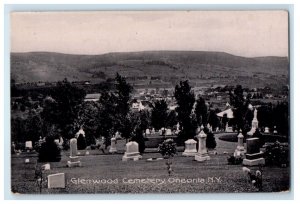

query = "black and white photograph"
[[10, 10, 290, 194]]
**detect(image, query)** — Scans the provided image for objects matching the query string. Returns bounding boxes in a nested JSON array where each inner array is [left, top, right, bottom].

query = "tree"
[[25, 110, 43, 144], [195, 96, 208, 126], [114, 73, 133, 139], [98, 90, 118, 147], [75, 101, 100, 146], [151, 100, 168, 130], [139, 110, 151, 131], [174, 80, 196, 142], [41, 78, 85, 139], [229, 85, 250, 131], [11, 117, 27, 144], [97, 73, 133, 146], [38, 125, 61, 162], [207, 109, 220, 130], [206, 132, 217, 149], [166, 110, 178, 129], [272, 101, 289, 136]]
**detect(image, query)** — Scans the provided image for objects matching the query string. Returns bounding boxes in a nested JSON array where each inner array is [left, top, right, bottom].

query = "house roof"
[[216, 108, 234, 118]]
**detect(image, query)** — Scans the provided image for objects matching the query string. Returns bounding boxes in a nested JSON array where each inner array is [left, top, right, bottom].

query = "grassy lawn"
[[11, 135, 290, 194]]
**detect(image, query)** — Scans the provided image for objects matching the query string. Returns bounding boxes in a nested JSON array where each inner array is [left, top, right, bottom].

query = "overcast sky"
[[10, 11, 288, 57]]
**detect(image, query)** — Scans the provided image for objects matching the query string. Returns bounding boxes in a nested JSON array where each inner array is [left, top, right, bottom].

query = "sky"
[[10, 10, 288, 57]]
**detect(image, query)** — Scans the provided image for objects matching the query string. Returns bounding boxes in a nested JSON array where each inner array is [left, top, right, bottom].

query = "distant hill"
[[10, 51, 289, 88]]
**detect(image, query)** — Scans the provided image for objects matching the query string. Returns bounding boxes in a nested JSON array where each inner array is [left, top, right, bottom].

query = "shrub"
[[206, 132, 217, 149], [77, 134, 87, 150], [264, 141, 289, 167], [158, 139, 177, 158], [38, 137, 61, 162]]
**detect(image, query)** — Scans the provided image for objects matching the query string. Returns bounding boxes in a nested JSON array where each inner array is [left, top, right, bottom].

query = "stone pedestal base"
[[243, 152, 265, 166], [182, 151, 197, 156], [122, 152, 142, 161], [243, 158, 265, 166], [109, 147, 117, 153], [195, 153, 210, 162], [67, 156, 81, 167]]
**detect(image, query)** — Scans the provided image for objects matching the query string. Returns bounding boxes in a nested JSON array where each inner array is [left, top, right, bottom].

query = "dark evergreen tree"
[[151, 100, 168, 130], [174, 80, 196, 142], [195, 96, 208, 126]]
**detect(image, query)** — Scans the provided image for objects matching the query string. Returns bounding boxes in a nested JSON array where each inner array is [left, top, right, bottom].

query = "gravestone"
[[151, 128, 155, 133], [42, 163, 51, 170], [166, 129, 172, 136], [25, 141, 33, 150], [122, 141, 142, 161], [67, 138, 81, 167], [243, 137, 265, 166], [182, 139, 197, 156], [47, 173, 65, 188], [225, 123, 233, 132], [264, 127, 270, 134], [158, 129, 162, 135], [115, 131, 121, 139], [146, 129, 150, 135], [207, 123, 213, 132], [109, 137, 117, 153], [25, 158, 30, 163], [234, 131, 245, 156], [247, 108, 259, 136], [195, 130, 210, 162]]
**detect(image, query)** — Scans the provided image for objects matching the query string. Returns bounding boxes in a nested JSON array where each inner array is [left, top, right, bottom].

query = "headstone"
[[200, 124, 204, 130], [264, 127, 270, 134], [25, 158, 30, 163], [182, 139, 197, 156], [109, 137, 117, 153], [152, 128, 155, 133], [42, 163, 51, 170], [166, 129, 172, 136], [115, 131, 121, 139], [122, 141, 142, 161], [243, 137, 265, 166], [158, 129, 162, 135], [85, 151, 90, 155], [225, 123, 233, 132], [145, 129, 150, 135], [58, 137, 64, 148], [247, 108, 259, 136], [25, 141, 33, 150], [207, 123, 213, 132], [195, 130, 210, 162], [67, 138, 81, 167], [47, 173, 65, 188], [234, 131, 245, 156]]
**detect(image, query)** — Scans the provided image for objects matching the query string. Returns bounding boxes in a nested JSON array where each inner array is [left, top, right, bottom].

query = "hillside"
[[10, 51, 289, 88]]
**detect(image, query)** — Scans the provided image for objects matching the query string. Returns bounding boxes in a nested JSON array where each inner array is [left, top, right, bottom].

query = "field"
[[11, 134, 290, 194]]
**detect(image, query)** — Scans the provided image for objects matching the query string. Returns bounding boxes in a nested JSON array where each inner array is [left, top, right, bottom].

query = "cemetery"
[[11, 123, 289, 194], [10, 77, 290, 194]]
